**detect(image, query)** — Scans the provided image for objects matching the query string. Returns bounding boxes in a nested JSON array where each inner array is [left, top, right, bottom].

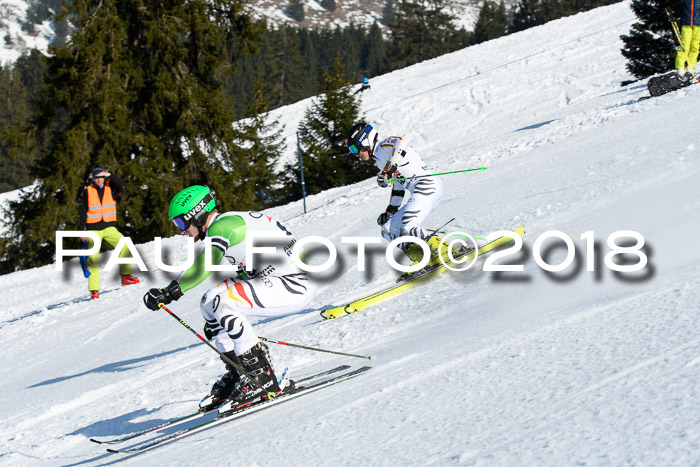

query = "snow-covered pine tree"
[[281, 58, 374, 201], [621, 0, 677, 80]]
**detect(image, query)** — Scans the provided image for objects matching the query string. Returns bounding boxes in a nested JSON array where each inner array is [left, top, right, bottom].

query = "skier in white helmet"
[[344, 122, 455, 266]]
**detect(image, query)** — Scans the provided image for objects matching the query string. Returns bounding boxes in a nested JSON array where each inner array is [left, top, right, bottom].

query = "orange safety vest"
[[85, 184, 117, 224]]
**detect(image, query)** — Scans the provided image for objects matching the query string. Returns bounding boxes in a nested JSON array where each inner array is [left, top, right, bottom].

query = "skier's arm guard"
[[388, 186, 405, 209]]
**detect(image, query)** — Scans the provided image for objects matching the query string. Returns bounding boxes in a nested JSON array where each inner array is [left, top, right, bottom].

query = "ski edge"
[[92, 364, 352, 445], [90, 411, 203, 445], [106, 366, 371, 454], [294, 364, 351, 384]]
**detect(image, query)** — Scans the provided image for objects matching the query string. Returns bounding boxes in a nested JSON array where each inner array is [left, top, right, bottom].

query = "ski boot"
[[121, 274, 140, 286], [426, 235, 462, 267], [402, 243, 427, 267], [217, 343, 284, 414], [199, 368, 240, 412], [675, 67, 694, 84]]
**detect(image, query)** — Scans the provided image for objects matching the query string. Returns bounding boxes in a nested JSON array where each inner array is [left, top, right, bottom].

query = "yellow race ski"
[[320, 226, 525, 319]]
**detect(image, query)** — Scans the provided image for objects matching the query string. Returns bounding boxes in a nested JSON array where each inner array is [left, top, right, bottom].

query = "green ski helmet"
[[169, 185, 216, 232]]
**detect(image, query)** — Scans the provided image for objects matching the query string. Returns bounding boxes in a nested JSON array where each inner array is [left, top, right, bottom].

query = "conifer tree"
[[1, 0, 261, 273], [0, 52, 51, 198], [539, 0, 567, 22], [264, 25, 309, 107], [299, 28, 321, 86], [383, 0, 395, 25], [14, 50, 47, 112], [233, 75, 286, 208], [288, 0, 306, 22], [510, 0, 547, 33], [282, 58, 375, 200], [387, 0, 465, 69], [621, 0, 677, 80], [364, 22, 388, 77], [225, 52, 260, 118], [0, 63, 32, 192], [472, 1, 509, 45], [337, 26, 364, 76], [321, 0, 337, 12]]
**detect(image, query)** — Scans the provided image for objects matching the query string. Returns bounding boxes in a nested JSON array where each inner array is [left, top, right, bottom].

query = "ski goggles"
[[170, 193, 213, 231], [347, 141, 363, 155], [170, 214, 192, 232]]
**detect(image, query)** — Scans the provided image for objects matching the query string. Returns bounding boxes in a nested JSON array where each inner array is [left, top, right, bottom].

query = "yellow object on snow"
[[675, 25, 700, 71]]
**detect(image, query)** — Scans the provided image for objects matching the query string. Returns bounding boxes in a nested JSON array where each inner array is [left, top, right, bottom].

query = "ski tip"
[[369, 355, 377, 360], [89, 438, 102, 444], [106, 448, 120, 453]]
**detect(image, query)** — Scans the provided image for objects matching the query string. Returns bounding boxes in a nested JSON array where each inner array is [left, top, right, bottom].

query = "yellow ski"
[[320, 226, 525, 319]]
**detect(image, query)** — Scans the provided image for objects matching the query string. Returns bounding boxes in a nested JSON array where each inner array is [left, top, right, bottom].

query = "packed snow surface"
[[1, 2, 699, 465]]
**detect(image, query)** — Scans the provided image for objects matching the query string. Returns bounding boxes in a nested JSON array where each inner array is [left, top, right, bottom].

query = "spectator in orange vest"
[[79, 167, 140, 299]]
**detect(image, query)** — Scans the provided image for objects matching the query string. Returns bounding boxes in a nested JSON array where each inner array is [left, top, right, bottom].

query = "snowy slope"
[[0, 0, 52, 64], [1, 2, 699, 465]]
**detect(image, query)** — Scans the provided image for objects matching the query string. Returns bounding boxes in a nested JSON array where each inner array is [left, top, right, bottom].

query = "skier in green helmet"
[[144, 185, 317, 413]]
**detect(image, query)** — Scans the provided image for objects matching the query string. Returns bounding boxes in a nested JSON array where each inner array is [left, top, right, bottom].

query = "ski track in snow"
[[1, 1, 700, 465]]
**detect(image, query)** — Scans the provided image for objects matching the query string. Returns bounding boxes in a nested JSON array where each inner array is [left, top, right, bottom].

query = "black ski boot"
[[217, 343, 287, 414], [199, 351, 241, 412]]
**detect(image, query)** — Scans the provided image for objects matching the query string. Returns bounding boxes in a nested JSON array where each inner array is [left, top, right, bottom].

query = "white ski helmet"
[[345, 122, 378, 156]]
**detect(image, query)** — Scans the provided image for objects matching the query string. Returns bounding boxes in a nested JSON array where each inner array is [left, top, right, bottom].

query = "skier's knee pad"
[[200, 288, 225, 316]]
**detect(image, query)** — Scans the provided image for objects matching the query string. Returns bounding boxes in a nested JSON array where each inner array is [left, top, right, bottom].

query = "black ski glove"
[[377, 210, 394, 226], [377, 173, 390, 188], [143, 280, 184, 311], [377, 205, 399, 226], [203, 324, 214, 340]]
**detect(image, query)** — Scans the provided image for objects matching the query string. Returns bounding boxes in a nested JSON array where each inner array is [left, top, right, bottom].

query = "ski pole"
[[258, 336, 376, 360], [159, 304, 265, 390], [389, 167, 486, 183], [438, 231, 486, 241], [666, 9, 691, 68], [427, 218, 455, 239]]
